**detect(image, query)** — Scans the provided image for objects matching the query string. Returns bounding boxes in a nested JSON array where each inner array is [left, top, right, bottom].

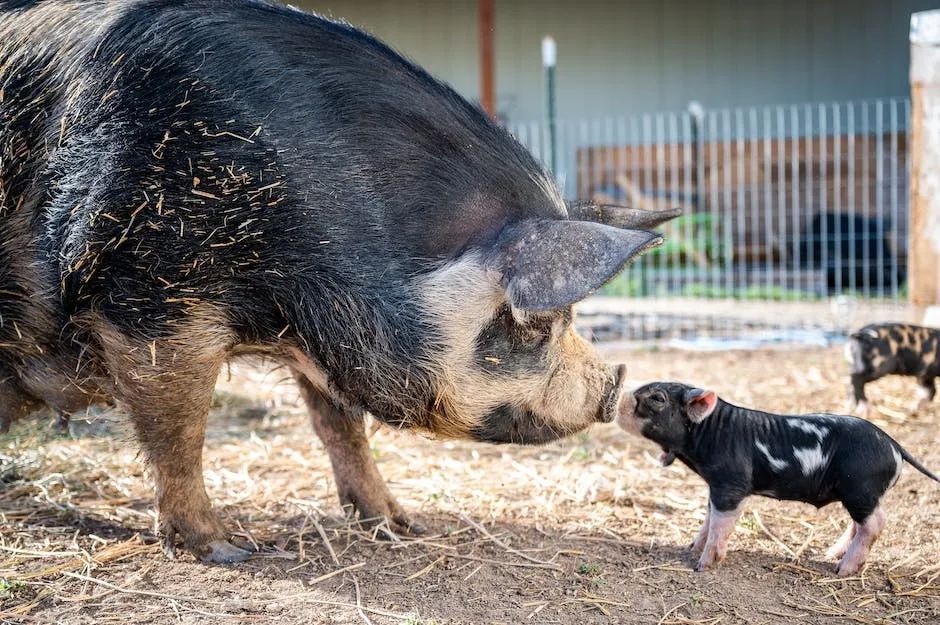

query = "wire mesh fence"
[[507, 98, 911, 306]]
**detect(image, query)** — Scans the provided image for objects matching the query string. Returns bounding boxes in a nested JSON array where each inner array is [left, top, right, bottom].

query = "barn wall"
[[288, 0, 937, 123]]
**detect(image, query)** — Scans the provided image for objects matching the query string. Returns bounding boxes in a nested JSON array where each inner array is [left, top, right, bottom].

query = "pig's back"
[[1, 0, 560, 335]]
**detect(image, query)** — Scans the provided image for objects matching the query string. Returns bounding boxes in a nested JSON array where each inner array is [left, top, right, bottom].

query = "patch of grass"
[[739, 514, 759, 532], [0, 578, 25, 597], [577, 562, 606, 588], [577, 562, 602, 576], [680, 283, 815, 301], [645, 213, 728, 268]]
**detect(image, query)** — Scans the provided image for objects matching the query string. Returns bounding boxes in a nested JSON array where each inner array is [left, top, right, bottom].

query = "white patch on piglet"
[[793, 444, 828, 475], [786, 418, 829, 441], [755, 441, 789, 471], [890, 445, 903, 487]]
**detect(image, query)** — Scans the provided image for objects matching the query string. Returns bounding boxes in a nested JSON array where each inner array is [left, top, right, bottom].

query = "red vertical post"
[[478, 0, 495, 117]]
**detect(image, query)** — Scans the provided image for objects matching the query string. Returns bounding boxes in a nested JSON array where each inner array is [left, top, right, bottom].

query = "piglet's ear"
[[684, 388, 718, 423], [489, 218, 662, 312]]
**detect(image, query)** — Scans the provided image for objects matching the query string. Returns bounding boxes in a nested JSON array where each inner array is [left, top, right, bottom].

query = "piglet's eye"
[[647, 391, 667, 406]]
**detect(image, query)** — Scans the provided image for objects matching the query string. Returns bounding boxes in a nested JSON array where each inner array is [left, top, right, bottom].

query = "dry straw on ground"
[[1, 346, 938, 624]]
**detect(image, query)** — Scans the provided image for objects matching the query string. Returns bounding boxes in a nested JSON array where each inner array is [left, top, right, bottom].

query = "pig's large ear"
[[567, 202, 682, 230], [489, 218, 662, 312], [684, 388, 718, 423]]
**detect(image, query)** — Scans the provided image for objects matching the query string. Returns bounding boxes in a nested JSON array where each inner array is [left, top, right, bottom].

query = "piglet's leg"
[[848, 373, 873, 417], [695, 500, 743, 572], [913, 376, 936, 413], [836, 508, 886, 576], [825, 522, 857, 560], [690, 504, 711, 556]]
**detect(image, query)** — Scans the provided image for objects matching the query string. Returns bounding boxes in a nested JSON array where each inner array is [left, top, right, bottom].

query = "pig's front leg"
[[695, 496, 743, 572], [295, 372, 424, 536], [689, 504, 711, 555]]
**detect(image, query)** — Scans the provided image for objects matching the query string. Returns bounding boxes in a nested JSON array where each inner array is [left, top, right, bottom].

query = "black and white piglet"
[[618, 382, 939, 575]]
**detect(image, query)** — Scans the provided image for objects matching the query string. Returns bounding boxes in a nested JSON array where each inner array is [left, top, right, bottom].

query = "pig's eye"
[[649, 391, 667, 406]]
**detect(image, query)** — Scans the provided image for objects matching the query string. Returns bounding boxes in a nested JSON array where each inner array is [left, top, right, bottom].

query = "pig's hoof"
[[198, 539, 253, 564], [835, 563, 857, 577], [364, 514, 426, 538]]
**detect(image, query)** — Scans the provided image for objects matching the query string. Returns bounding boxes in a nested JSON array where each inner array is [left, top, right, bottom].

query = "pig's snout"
[[600, 364, 632, 424]]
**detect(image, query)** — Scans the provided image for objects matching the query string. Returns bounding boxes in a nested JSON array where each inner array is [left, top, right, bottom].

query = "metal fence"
[[507, 98, 911, 304]]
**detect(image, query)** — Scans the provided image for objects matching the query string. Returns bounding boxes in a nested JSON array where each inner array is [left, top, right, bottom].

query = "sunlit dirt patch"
[[1, 348, 938, 624]]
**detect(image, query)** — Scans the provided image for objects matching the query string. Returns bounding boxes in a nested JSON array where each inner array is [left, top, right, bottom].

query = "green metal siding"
[[289, 0, 939, 122]]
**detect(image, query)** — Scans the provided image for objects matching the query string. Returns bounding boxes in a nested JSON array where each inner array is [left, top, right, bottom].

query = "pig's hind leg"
[[98, 325, 250, 564], [295, 372, 424, 536], [849, 373, 874, 417], [825, 522, 857, 560], [836, 506, 886, 576], [913, 376, 935, 413]]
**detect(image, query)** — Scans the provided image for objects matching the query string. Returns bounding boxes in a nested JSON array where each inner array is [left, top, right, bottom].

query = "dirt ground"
[[1, 345, 938, 624]]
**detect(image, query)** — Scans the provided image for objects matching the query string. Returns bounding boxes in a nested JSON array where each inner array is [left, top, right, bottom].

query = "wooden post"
[[478, 0, 495, 117], [910, 10, 940, 319]]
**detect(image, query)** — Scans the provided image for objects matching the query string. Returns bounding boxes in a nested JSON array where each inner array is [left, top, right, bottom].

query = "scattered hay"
[[1, 349, 938, 623]]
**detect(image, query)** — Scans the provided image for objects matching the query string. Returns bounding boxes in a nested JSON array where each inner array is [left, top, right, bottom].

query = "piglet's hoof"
[[660, 451, 676, 466], [694, 548, 724, 572], [198, 539, 254, 564]]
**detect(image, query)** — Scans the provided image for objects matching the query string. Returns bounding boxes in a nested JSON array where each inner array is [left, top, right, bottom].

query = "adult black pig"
[[0, 0, 676, 563]]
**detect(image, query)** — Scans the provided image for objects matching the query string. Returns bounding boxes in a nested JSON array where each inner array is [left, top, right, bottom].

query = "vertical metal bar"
[[832, 102, 842, 295], [804, 104, 815, 297], [847, 102, 856, 297], [709, 111, 720, 296], [655, 113, 667, 292], [902, 97, 911, 300], [819, 103, 829, 298], [751, 108, 764, 296], [790, 106, 801, 296], [889, 98, 899, 301], [590, 116, 601, 202], [629, 114, 646, 293], [735, 109, 746, 297], [602, 116, 615, 289], [875, 100, 885, 297], [605, 116, 615, 206], [543, 37, 558, 176], [722, 109, 733, 297], [682, 112, 693, 299], [776, 106, 787, 293], [642, 114, 654, 293], [528, 120, 541, 167], [861, 101, 871, 298], [578, 119, 588, 200], [668, 112, 680, 293], [762, 107, 772, 294]]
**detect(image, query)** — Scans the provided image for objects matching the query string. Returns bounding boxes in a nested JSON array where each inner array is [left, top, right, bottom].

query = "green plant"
[[577, 562, 602, 576], [0, 578, 24, 596], [645, 214, 728, 268]]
